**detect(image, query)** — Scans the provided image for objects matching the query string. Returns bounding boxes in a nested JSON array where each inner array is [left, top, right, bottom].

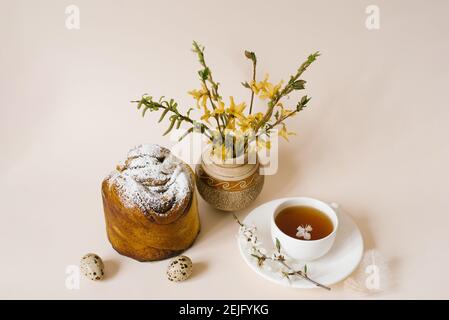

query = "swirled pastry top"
[[105, 144, 194, 224]]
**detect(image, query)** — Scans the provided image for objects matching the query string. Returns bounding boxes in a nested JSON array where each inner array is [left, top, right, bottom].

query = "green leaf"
[[241, 81, 251, 89], [244, 50, 257, 63], [304, 264, 308, 275], [158, 108, 170, 123], [176, 117, 183, 129], [142, 106, 150, 117], [192, 40, 204, 53], [163, 115, 177, 136], [198, 67, 210, 80], [292, 80, 306, 90], [186, 107, 194, 117], [204, 67, 210, 79], [300, 95, 310, 105], [296, 96, 311, 112], [308, 51, 321, 63], [178, 127, 194, 141], [275, 238, 281, 253]]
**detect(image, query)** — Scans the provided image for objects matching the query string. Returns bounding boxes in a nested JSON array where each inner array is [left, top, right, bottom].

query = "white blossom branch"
[[233, 214, 331, 291]]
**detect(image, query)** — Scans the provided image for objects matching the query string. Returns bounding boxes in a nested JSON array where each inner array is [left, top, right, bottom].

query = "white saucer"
[[237, 198, 364, 288]]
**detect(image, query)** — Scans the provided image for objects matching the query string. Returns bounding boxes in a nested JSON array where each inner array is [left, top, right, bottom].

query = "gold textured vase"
[[195, 148, 264, 211]]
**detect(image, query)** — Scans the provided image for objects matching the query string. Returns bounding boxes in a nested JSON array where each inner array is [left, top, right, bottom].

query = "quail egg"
[[166, 255, 193, 282], [80, 253, 104, 281]]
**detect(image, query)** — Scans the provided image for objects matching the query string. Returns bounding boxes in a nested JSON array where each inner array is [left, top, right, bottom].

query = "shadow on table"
[[190, 261, 208, 280], [103, 258, 120, 280]]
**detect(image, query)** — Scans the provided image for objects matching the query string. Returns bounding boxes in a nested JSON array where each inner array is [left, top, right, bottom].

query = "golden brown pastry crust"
[[101, 145, 201, 261]]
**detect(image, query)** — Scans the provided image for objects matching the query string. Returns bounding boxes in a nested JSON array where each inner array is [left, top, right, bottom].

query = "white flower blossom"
[[239, 224, 262, 250], [239, 224, 256, 235], [271, 251, 283, 260], [296, 224, 313, 240]]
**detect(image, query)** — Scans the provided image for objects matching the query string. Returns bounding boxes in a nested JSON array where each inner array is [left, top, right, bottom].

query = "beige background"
[[1, 0, 449, 299]]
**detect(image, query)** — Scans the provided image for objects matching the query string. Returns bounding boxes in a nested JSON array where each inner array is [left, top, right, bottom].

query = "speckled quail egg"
[[166, 255, 193, 282], [80, 253, 104, 281]]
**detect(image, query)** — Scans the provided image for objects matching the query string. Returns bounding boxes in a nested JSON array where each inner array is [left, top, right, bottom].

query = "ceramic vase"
[[195, 148, 264, 211]]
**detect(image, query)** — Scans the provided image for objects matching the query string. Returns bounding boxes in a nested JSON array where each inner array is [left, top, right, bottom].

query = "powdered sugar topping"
[[106, 144, 193, 221]]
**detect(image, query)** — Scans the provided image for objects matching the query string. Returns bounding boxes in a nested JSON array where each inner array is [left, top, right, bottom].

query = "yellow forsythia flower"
[[200, 95, 208, 109], [251, 74, 283, 100], [238, 117, 252, 132], [212, 99, 226, 116], [200, 105, 212, 124], [280, 106, 296, 118], [213, 144, 234, 161], [238, 112, 264, 132], [259, 80, 283, 100], [188, 84, 208, 108], [226, 117, 236, 130], [226, 96, 246, 119], [256, 138, 271, 150], [278, 124, 296, 141], [250, 112, 264, 123], [250, 74, 269, 94]]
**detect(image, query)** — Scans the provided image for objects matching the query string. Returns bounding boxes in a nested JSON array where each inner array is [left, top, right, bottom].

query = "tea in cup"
[[271, 197, 338, 260]]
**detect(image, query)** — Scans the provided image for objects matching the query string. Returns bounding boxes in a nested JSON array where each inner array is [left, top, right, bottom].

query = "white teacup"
[[271, 197, 339, 261]]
